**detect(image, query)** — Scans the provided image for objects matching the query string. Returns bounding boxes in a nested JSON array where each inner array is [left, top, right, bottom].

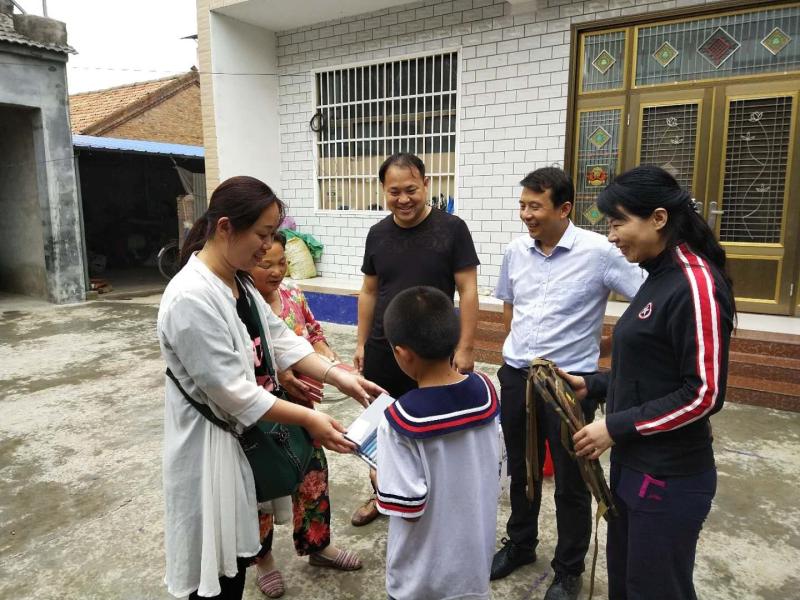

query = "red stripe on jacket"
[[634, 245, 721, 434]]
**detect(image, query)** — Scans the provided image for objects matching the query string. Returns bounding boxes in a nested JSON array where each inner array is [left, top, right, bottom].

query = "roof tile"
[[69, 73, 193, 133]]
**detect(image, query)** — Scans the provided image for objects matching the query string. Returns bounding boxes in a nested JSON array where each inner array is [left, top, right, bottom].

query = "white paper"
[[346, 419, 369, 444], [345, 392, 396, 446]]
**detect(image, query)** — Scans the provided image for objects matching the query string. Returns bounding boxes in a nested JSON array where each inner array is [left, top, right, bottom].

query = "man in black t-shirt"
[[350, 153, 480, 526]]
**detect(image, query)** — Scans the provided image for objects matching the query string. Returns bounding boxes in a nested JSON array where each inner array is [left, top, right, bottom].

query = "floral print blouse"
[[276, 282, 327, 346]]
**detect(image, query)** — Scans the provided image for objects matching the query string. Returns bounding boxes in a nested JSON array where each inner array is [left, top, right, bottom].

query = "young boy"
[[376, 286, 500, 600], [351, 152, 479, 528]]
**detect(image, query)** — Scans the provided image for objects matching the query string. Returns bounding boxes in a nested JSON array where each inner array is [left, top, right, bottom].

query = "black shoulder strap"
[[165, 368, 236, 435], [236, 276, 277, 380]]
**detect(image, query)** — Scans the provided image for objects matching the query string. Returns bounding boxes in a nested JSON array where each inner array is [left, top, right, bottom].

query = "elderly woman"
[[158, 176, 381, 600], [247, 231, 360, 598]]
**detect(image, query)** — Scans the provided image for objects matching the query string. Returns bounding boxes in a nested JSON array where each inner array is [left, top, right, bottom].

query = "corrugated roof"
[[69, 73, 194, 133], [73, 134, 204, 159], [0, 13, 75, 54]]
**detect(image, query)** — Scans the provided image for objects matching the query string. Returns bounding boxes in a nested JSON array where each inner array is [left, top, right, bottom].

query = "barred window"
[[313, 51, 458, 212]]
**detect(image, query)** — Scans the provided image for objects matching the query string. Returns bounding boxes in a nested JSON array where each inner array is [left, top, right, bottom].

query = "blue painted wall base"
[[304, 290, 462, 327], [304, 291, 358, 325]]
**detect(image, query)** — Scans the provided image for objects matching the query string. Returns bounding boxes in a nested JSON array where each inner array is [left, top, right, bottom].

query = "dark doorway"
[[0, 106, 48, 298], [75, 150, 203, 294]]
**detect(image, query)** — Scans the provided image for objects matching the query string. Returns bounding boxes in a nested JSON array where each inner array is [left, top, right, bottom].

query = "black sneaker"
[[490, 537, 537, 580], [543, 572, 582, 600]]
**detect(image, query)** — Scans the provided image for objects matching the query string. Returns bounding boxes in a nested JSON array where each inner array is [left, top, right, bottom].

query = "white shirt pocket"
[[548, 279, 588, 312]]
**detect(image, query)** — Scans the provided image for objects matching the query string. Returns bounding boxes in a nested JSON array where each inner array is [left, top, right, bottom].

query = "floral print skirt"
[[257, 444, 331, 556]]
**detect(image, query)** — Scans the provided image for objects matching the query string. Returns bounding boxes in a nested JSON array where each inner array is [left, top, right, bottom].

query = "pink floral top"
[[276, 282, 327, 346]]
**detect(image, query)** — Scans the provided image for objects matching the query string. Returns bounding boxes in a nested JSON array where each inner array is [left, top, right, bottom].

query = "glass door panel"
[[638, 102, 701, 195], [718, 95, 793, 245], [572, 107, 624, 234], [712, 86, 800, 313], [627, 87, 712, 212]]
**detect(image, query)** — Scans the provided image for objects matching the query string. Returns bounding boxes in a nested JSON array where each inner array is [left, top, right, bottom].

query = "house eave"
[[210, 0, 413, 32]]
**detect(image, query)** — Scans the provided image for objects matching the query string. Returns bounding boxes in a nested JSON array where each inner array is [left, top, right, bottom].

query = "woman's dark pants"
[[607, 463, 716, 600]]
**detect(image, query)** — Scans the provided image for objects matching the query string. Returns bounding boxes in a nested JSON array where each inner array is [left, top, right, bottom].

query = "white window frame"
[[310, 48, 462, 215]]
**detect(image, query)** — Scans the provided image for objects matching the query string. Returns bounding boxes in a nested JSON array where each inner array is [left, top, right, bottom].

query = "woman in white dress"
[[157, 176, 382, 599]]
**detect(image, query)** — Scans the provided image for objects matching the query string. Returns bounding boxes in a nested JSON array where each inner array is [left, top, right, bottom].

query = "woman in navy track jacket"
[[562, 165, 735, 600]]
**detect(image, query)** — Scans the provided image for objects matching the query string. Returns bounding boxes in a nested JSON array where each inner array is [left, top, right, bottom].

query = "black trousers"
[[497, 363, 592, 576], [363, 337, 417, 399], [607, 464, 715, 600], [188, 557, 251, 600]]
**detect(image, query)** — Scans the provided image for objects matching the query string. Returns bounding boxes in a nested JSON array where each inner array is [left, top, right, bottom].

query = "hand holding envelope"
[[278, 369, 324, 404]]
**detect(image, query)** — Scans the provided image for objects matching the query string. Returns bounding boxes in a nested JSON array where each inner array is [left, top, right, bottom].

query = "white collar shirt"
[[495, 221, 646, 372]]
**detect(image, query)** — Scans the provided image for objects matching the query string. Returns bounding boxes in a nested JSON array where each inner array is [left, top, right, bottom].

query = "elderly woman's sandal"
[[256, 569, 285, 598], [308, 548, 362, 571]]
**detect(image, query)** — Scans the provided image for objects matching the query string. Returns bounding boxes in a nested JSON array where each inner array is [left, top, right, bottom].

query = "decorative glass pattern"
[[697, 27, 741, 69], [574, 109, 622, 233], [588, 126, 612, 149], [762, 26, 791, 55], [582, 30, 626, 92], [719, 96, 794, 244], [639, 103, 699, 195], [653, 41, 679, 68], [592, 50, 616, 74], [583, 202, 604, 226], [636, 5, 800, 86]]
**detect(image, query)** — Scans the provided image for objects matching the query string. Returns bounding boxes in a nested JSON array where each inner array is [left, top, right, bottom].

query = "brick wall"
[[272, 0, 714, 290], [106, 84, 204, 146]]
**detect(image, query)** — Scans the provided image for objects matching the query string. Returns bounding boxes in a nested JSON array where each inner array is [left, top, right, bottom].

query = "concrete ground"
[[1, 295, 799, 600]]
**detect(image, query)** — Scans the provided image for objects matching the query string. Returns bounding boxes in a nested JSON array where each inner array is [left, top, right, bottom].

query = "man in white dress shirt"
[[491, 167, 645, 600]]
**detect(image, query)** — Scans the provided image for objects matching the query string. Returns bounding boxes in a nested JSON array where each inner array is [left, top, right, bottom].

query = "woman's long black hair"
[[597, 165, 735, 315], [179, 176, 285, 269]]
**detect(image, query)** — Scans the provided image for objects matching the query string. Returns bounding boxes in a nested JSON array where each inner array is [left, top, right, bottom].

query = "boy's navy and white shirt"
[[376, 372, 500, 600]]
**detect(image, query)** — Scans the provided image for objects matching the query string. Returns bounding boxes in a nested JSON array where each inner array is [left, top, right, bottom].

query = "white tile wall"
[[275, 0, 712, 290]]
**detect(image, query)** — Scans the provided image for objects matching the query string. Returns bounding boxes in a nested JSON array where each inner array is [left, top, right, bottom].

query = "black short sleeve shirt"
[[361, 208, 480, 342]]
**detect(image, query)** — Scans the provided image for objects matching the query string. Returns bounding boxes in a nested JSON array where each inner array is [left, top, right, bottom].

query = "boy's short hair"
[[384, 286, 460, 360], [379, 153, 426, 184], [519, 167, 574, 208]]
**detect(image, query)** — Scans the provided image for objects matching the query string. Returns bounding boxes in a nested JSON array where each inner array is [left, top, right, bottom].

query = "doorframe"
[[565, 0, 789, 171], [564, 0, 800, 315], [710, 85, 800, 313]]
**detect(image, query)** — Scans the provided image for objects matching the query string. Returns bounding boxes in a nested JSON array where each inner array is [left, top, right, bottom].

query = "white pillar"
[[210, 12, 282, 193]]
